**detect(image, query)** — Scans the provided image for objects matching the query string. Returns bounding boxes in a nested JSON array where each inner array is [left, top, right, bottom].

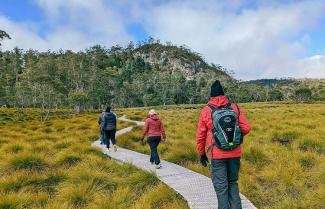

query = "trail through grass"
[[0, 108, 188, 209], [116, 103, 325, 209]]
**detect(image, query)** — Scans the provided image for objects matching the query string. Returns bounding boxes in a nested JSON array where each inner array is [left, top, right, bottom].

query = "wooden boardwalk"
[[92, 117, 257, 209]]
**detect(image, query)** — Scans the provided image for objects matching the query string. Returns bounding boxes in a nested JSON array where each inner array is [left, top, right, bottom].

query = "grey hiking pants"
[[211, 157, 242, 209]]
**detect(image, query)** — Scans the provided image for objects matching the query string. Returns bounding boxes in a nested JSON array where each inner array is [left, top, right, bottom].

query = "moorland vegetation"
[[116, 103, 325, 209], [0, 108, 188, 209]]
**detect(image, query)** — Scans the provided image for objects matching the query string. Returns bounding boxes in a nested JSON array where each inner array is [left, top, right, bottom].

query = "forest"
[[1, 31, 324, 110]]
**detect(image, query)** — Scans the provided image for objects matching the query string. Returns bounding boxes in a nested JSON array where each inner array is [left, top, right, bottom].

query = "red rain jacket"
[[197, 96, 251, 159], [141, 115, 166, 139]]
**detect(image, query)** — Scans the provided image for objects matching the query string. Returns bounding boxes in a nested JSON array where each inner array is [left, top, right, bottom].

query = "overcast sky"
[[0, 0, 324, 80]]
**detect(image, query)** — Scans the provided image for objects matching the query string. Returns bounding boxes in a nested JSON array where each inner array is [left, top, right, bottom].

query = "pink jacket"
[[141, 115, 166, 139]]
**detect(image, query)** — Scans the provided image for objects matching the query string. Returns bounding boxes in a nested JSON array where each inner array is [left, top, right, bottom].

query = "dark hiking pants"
[[104, 129, 116, 148], [211, 157, 242, 209], [147, 136, 161, 165]]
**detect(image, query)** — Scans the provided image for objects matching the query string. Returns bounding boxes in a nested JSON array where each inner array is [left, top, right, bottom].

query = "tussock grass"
[[0, 108, 188, 209], [4, 143, 24, 154], [299, 139, 325, 154], [56, 154, 82, 167], [299, 154, 316, 170], [53, 141, 72, 150], [272, 131, 299, 145], [131, 183, 189, 209], [5, 153, 49, 171], [242, 147, 269, 167], [0, 193, 32, 209]]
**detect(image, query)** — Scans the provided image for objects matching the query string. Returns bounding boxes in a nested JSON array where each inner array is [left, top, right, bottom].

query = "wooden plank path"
[[92, 116, 257, 209]]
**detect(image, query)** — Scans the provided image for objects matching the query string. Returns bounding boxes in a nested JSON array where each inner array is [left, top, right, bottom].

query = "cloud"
[[0, 16, 49, 50], [1, 0, 132, 51], [0, 0, 324, 80], [134, 0, 325, 80], [297, 55, 325, 78], [35, 0, 131, 43]]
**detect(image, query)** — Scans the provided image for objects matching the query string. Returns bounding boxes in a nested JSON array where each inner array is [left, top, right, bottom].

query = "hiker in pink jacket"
[[141, 109, 166, 169]]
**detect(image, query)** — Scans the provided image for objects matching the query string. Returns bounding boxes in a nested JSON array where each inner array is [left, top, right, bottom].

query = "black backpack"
[[103, 112, 116, 131], [208, 103, 242, 150]]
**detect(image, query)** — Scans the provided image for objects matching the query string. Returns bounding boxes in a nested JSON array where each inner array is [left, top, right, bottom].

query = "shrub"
[[294, 87, 312, 102]]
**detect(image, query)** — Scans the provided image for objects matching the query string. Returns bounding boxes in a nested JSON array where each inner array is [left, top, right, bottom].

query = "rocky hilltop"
[[133, 43, 230, 80]]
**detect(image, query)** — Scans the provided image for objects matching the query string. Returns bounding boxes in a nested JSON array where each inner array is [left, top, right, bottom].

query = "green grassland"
[[116, 103, 325, 209], [0, 109, 187, 209], [1, 103, 324, 209]]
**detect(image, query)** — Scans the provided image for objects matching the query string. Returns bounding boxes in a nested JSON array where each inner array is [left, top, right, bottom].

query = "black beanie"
[[105, 106, 111, 112], [210, 80, 224, 97]]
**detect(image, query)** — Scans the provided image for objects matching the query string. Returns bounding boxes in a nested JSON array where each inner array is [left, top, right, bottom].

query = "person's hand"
[[200, 153, 209, 167], [140, 137, 146, 145]]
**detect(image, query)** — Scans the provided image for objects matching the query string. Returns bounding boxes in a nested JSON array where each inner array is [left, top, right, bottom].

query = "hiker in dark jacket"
[[141, 109, 166, 169], [101, 106, 117, 152], [197, 80, 251, 209]]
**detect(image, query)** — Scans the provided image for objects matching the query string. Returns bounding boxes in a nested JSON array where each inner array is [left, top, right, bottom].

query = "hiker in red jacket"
[[141, 109, 166, 169], [197, 80, 251, 209]]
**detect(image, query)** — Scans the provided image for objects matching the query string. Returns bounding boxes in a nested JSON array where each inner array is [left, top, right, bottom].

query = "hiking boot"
[[150, 161, 154, 165], [113, 145, 117, 152], [155, 164, 162, 169]]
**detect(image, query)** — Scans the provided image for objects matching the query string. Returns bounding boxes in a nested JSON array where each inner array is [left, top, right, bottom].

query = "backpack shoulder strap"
[[207, 104, 216, 111], [225, 103, 232, 109], [233, 103, 241, 115]]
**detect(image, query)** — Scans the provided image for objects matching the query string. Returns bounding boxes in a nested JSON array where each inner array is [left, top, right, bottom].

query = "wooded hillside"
[[0, 39, 237, 110], [1, 36, 324, 110]]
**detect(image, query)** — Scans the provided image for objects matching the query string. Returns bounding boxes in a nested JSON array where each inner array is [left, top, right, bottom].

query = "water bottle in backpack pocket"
[[209, 103, 242, 150]]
